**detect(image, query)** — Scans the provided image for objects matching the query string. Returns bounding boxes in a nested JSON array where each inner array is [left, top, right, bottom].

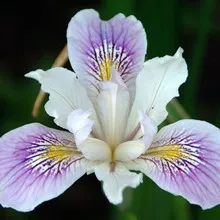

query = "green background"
[[0, 0, 220, 219]]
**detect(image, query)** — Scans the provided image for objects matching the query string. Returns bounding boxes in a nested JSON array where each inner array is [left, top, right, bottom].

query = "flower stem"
[[167, 99, 190, 123]]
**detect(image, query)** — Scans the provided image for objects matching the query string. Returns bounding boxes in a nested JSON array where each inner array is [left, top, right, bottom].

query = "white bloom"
[[1, 9, 220, 212]]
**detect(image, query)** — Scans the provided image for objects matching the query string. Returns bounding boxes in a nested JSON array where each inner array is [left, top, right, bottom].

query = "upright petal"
[[125, 48, 187, 139], [134, 119, 220, 209], [67, 9, 147, 89], [95, 81, 130, 148], [0, 123, 86, 212], [94, 162, 142, 204], [25, 68, 103, 138]]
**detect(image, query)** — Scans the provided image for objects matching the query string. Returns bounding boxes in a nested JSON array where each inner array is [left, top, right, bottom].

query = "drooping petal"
[[125, 48, 187, 139], [25, 68, 103, 138], [67, 9, 147, 88], [134, 119, 220, 209], [67, 109, 94, 146], [0, 123, 86, 212], [95, 81, 130, 148], [94, 162, 142, 204]]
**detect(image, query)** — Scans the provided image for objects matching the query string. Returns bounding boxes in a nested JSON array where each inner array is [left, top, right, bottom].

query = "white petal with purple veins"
[[67, 9, 147, 89], [132, 119, 220, 209], [0, 123, 86, 212]]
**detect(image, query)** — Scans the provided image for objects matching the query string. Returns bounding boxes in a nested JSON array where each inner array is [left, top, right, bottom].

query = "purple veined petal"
[[134, 119, 220, 209], [67, 9, 147, 88], [0, 123, 86, 212]]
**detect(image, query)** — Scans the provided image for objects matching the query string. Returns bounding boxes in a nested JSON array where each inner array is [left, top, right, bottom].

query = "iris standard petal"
[[125, 48, 187, 139], [94, 162, 143, 204], [95, 81, 130, 148], [135, 119, 220, 209], [67, 9, 147, 88], [0, 123, 86, 212], [25, 68, 103, 138]]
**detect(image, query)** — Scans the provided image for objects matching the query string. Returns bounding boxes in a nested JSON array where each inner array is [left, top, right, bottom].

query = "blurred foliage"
[[1, 0, 220, 219]]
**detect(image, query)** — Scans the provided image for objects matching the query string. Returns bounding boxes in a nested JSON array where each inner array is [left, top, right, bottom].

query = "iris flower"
[[1, 9, 220, 212]]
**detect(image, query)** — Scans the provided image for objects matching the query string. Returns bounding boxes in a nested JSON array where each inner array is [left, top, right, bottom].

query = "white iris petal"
[[125, 48, 188, 139], [95, 81, 130, 148], [94, 162, 143, 205]]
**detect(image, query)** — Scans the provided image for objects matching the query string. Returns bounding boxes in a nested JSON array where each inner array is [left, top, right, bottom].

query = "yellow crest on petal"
[[100, 58, 112, 81], [144, 144, 196, 163], [41, 145, 82, 161]]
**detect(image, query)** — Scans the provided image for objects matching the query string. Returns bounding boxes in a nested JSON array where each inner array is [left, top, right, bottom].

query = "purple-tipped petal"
[[67, 9, 147, 87], [0, 123, 86, 212], [136, 119, 220, 209]]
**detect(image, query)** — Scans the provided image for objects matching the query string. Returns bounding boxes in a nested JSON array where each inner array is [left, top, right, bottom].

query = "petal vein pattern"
[[134, 119, 220, 209], [0, 123, 86, 212], [67, 9, 147, 89]]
